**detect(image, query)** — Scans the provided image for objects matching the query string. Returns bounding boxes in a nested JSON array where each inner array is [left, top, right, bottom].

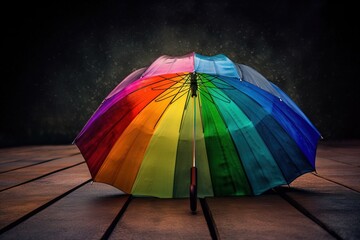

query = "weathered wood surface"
[[0, 140, 359, 239]]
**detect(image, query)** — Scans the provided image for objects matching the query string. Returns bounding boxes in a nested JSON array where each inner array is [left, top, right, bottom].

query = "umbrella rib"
[[223, 88, 298, 188], [233, 118, 271, 193], [158, 73, 188, 82], [200, 81, 259, 194], [259, 123, 305, 184], [199, 88, 231, 103], [225, 115, 259, 194], [201, 89, 229, 130], [247, 77, 320, 146], [155, 87, 187, 102], [168, 74, 191, 104], [121, 78, 176, 95], [80, 78, 182, 160], [236, 64, 244, 81], [134, 74, 186, 92], [198, 75, 233, 103], [241, 83, 317, 162], [155, 74, 191, 102], [226, 131, 255, 195], [153, 90, 189, 129], [228, 94, 279, 190], [178, 91, 192, 133], [265, 117, 316, 178], [199, 78, 253, 193], [152, 82, 184, 90], [275, 100, 317, 155], [170, 89, 191, 104], [218, 76, 318, 164], [73, 77, 171, 140], [199, 74, 235, 89], [220, 79, 315, 188], [153, 76, 191, 129], [197, 94, 205, 134], [76, 79, 169, 141], [200, 87, 254, 195], [155, 88, 187, 102], [198, 88, 215, 104]]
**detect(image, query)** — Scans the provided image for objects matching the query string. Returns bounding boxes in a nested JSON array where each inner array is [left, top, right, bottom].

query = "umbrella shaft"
[[192, 95, 196, 168]]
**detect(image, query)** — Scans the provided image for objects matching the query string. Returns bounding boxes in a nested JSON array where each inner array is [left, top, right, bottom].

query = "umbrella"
[[74, 52, 321, 212]]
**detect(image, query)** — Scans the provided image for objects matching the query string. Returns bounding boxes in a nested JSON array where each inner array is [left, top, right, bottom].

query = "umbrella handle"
[[190, 166, 197, 213]]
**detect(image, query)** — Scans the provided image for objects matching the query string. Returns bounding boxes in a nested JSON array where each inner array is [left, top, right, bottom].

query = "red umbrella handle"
[[190, 166, 197, 213]]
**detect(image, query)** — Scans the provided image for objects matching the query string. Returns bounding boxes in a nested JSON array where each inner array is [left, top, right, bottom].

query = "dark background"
[[1, 0, 359, 147]]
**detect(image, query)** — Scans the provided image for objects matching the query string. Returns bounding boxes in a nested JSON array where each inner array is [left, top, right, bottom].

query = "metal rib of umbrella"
[[74, 52, 321, 198]]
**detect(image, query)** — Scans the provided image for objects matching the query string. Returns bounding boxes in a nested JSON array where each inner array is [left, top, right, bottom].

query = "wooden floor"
[[0, 140, 359, 239]]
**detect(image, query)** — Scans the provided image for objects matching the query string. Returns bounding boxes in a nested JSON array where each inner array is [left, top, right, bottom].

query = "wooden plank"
[[317, 140, 360, 167], [206, 194, 332, 239], [0, 183, 129, 240], [315, 157, 360, 192], [0, 155, 85, 191], [284, 173, 360, 240], [0, 145, 79, 164], [0, 164, 91, 230], [110, 198, 211, 240], [315, 141, 360, 192]]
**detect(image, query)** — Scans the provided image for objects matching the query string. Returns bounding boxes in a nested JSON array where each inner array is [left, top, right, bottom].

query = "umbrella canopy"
[[74, 52, 321, 199]]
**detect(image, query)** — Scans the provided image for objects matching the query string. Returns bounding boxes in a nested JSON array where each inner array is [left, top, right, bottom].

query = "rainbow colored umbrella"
[[74, 52, 321, 212]]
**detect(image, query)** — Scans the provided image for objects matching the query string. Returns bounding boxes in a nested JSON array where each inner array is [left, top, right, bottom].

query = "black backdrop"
[[1, 0, 359, 147]]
